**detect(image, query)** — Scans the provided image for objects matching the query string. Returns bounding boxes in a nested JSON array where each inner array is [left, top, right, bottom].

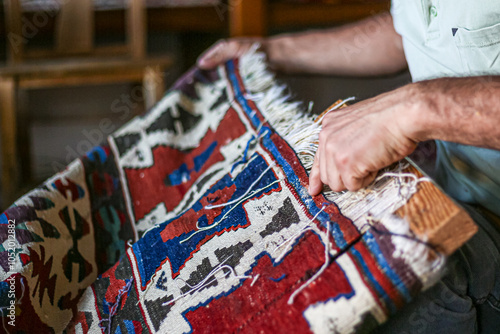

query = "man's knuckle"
[[318, 131, 329, 143], [330, 181, 344, 192], [335, 151, 350, 167], [346, 175, 361, 191]]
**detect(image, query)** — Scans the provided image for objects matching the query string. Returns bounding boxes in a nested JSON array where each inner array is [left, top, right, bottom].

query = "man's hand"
[[308, 85, 420, 195], [197, 38, 263, 69], [308, 75, 500, 195], [197, 13, 406, 75]]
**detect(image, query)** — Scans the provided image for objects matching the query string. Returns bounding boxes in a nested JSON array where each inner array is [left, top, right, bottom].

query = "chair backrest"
[[4, 0, 146, 64], [229, 0, 267, 37]]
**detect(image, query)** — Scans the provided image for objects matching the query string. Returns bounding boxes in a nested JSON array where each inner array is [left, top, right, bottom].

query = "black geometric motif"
[[114, 133, 141, 157], [176, 104, 202, 134], [146, 103, 201, 136], [59, 207, 92, 282], [209, 88, 228, 111], [214, 241, 253, 268], [144, 294, 174, 331], [260, 198, 300, 237], [180, 258, 216, 294]]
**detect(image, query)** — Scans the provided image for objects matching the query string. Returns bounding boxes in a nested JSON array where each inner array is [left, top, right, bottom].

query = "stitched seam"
[[457, 40, 500, 48], [487, 296, 500, 311]]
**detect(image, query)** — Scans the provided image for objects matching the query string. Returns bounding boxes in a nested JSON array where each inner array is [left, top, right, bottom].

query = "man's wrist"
[[264, 36, 283, 71], [401, 81, 441, 143], [265, 35, 298, 73]]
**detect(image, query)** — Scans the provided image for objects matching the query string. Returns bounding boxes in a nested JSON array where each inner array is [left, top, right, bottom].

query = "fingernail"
[[308, 185, 315, 196], [198, 58, 210, 68]]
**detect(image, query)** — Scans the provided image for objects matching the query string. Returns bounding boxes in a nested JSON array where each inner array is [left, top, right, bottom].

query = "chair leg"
[[0, 78, 19, 208], [17, 88, 31, 185], [142, 65, 165, 111]]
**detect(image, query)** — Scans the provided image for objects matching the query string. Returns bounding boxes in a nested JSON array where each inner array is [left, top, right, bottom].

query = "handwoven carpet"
[[0, 50, 442, 333]]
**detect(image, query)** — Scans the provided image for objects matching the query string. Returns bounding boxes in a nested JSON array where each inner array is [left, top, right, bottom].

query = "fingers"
[[309, 134, 377, 195], [308, 152, 323, 196], [197, 40, 229, 69], [198, 39, 260, 69], [343, 171, 377, 192], [311, 159, 375, 195], [319, 146, 345, 192], [309, 145, 346, 196]]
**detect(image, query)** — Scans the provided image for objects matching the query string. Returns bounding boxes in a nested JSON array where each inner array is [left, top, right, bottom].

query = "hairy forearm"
[[263, 12, 407, 76], [408, 77, 500, 150]]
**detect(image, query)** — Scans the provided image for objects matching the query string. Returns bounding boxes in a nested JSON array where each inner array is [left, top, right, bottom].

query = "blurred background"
[[0, 0, 412, 209]]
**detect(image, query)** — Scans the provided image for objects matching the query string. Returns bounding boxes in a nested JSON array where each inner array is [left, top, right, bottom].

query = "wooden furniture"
[[229, 0, 391, 37], [0, 0, 174, 206]]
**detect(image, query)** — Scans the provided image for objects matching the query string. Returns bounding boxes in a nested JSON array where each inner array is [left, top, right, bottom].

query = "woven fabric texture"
[[1, 54, 438, 333]]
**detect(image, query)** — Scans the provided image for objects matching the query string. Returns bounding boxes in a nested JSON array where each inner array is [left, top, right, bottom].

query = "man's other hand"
[[197, 38, 264, 69]]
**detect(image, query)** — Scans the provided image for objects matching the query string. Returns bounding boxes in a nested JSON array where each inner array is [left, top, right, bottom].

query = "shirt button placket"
[[425, 1, 440, 41], [430, 5, 438, 18]]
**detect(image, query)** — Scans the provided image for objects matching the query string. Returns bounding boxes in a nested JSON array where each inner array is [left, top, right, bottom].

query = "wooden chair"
[[228, 0, 391, 37], [0, 0, 174, 206]]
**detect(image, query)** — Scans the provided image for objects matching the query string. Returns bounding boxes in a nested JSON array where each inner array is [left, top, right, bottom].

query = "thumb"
[[308, 153, 323, 196], [360, 171, 378, 189], [198, 40, 230, 69], [197, 40, 240, 70]]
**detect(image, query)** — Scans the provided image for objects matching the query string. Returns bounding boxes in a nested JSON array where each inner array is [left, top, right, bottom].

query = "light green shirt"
[[391, 0, 500, 216]]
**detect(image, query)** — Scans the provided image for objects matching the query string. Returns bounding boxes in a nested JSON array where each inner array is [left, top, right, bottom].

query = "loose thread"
[[99, 278, 134, 334], [307, 101, 314, 114], [137, 270, 160, 305], [250, 274, 260, 287], [205, 163, 276, 210], [315, 96, 356, 124], [269, 274, 286, 282], [375, 172, 431, 187], [181, 179, 282, 244], [374, 171, 432, 212], [244, 92, 266, 101], [173, 256, 233, 290], [326, 165, 433, 226], [396, 161, 404, 198], [141, 223, 161, 240], [230, 135, 256, 173], [230, 128, 271, 174], [274, 206, 326, 259], [231, 154, 259, 182], [163, 258, 251, 306], [274, 227, 314, 255], [288, 217, 331, 305]]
